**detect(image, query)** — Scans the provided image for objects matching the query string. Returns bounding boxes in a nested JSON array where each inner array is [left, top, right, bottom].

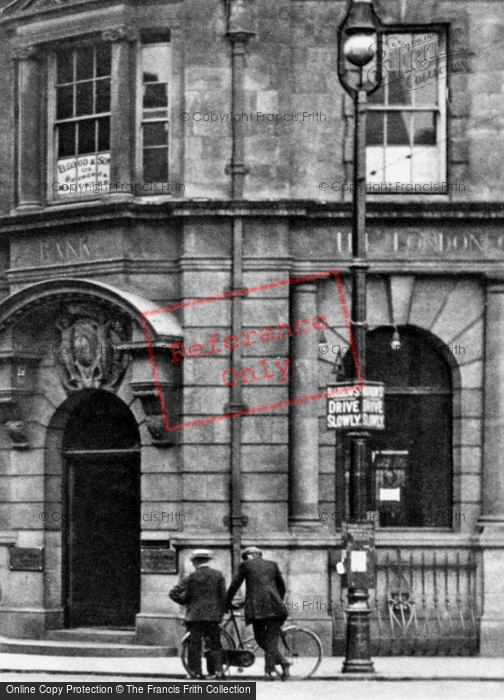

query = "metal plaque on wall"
[[9, 546, 44, 571], [141, 547, 177, 574]]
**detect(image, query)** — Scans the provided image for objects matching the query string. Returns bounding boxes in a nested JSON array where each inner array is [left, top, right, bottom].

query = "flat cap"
[[190, 549, 213, 561]]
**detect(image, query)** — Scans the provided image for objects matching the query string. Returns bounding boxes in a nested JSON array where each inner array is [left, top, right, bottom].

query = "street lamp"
[[337, 0, 383, 674]]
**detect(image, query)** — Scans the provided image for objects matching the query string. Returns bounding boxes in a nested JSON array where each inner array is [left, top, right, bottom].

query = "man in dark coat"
[[226, 546, 291, 680], [169, 549, 226, 679]]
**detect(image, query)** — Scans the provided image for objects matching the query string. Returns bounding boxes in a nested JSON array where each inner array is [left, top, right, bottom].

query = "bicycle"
[[181, 606, 323, 680]]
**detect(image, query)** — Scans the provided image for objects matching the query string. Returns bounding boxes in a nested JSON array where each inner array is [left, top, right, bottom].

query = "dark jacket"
[[169, 565, 226, 622], [226, 557, 288, 625]]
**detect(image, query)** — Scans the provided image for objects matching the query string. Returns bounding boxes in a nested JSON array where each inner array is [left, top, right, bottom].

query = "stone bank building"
[[0, 0, 502, 657]]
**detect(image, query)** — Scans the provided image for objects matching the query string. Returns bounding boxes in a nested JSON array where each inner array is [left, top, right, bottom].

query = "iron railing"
[[333, 547, 481, 655]]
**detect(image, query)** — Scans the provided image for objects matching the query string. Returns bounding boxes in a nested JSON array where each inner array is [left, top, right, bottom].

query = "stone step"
[[0, 634, 177, 657], [47, 628, 136, 645]]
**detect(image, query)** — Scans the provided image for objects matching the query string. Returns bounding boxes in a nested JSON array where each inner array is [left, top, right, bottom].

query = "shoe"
[[280, 661, 292, 681], [263, 673, 276, 681], [207, 674, 226, 680]]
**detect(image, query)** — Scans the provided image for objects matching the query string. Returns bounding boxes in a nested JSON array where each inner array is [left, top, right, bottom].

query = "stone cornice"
[[3, 200, 504, 233], [5, 258, 179, 284], [170, 530, 481, 549]]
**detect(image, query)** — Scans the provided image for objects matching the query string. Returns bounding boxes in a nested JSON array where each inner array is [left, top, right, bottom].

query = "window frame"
[[366, 26, 448, 195], [47, 36, 112, 203], [46, 27, 178, 204], [135, 32, 172, 192]]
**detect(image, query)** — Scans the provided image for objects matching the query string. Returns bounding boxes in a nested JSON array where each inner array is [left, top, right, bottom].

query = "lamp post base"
[[342, 587, 375, 674]]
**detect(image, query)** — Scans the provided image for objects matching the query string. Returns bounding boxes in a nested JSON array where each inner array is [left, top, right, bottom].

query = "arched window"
[[365, 327, 453, 527]]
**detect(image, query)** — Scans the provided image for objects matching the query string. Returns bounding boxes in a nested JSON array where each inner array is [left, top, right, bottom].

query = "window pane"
[[57, 49, 73, 84], [58, 122, 76, 157], [143, 122, 168, 147], [411, 146, 439, 186], [78, 119, 96, 154], [387, 111, 410, 145], [97, 117, 110, 151], [384, 147, 411, 183], [76, 47, 94, 81], [366, 112, 384, 145], [95, 44, 112, 77], [96, 152, 110, 183], [57, 85, 74, 120], [413, 112, 436, 145], [96, 79, 111, 113], [143, 147, 168, 182], [368, 83, 385, 105], [76, 81, 93, 116], [366, 146, 383, 182], [388, 70, 411, 105], [413, 74, 438, 106], [142, 44, 170, 84], [143, 83, 168, 109]]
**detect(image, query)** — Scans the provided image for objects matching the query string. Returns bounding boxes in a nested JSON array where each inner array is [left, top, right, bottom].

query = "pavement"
[[0, 654, 502, 680]]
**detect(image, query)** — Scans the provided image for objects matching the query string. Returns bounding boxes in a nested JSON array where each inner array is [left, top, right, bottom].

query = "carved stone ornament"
[[5, 420, 28, 449], [102, 25, 141, 43], [10, 44, 38, 62], [145, 415, 167, 442], [55, 303, 131, 392]]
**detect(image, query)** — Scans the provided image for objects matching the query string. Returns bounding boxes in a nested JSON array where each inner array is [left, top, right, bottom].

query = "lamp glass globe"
[[343, 33, 377, 67]]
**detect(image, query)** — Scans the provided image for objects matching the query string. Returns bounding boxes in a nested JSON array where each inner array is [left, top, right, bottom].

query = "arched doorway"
[[337, 325, 453, 527], [63, 390, 141, 628], [366, 326, 453, 528]]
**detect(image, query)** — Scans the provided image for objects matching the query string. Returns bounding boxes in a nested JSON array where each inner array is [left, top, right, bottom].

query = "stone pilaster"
[[103, 26, 139, 196], [480, 280, 504, 655], [289, 281, 320, 527], [14, 45, 43, 211]]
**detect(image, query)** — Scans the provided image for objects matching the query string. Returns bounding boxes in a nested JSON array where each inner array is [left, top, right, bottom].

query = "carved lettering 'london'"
[[40, 237, 91, 264], [335, 230, 504, 257]]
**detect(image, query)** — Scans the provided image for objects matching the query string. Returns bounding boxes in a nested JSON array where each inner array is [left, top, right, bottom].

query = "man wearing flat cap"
[[226, 546, 291, 680], [169, 549, 226, 679]]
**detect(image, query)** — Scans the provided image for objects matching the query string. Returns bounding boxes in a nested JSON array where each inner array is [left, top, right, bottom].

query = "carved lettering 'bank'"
[[0, 0, 502, 659]]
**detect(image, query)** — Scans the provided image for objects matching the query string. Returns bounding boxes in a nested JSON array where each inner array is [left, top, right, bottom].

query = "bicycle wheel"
[[280, 626, 323, 679], [243, 626, 323, 680], [181, 628, 235, 678]]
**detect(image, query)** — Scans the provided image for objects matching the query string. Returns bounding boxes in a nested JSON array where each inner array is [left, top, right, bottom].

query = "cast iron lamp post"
[[337, 0, 383, 674]]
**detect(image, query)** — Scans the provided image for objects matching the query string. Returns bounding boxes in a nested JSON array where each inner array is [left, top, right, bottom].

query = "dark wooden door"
[[66, 455, 140, 627]]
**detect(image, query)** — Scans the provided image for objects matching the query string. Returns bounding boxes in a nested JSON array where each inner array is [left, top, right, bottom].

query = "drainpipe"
[[225, 0, 255, 573]]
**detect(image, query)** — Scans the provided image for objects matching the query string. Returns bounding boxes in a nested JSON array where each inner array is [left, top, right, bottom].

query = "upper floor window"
[[137, 36, 171, 185], [49, 31, 172, 200], [366, 30, 447, 193], [54, 44, 111, 195]]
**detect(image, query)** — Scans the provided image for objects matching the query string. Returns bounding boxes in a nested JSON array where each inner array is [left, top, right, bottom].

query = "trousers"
[[185, 621, 223, 677], [252, 617, 287, 673]]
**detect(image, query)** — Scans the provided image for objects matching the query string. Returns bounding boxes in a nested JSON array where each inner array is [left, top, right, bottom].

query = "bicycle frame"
[[227, 608, 246, 649], [223, 609, 255, 668]]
